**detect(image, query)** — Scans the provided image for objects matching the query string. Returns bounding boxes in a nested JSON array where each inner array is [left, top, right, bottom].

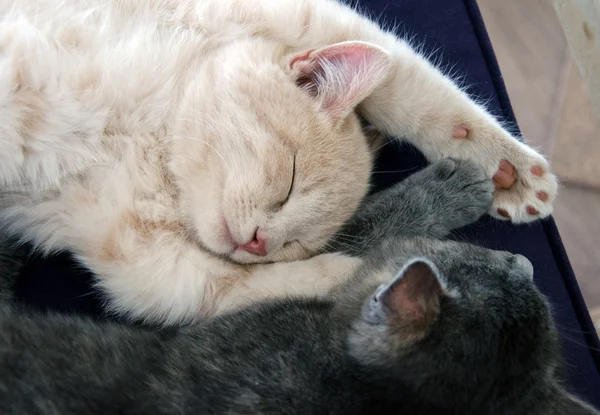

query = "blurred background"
[[478, 0, 600, 331]]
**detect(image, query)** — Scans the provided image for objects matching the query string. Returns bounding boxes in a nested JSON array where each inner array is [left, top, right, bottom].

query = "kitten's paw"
[[488, 154, 557, 223], [427, 158, 494, 226], [405, 158, 493, 231], [452, 124, 557, 223]]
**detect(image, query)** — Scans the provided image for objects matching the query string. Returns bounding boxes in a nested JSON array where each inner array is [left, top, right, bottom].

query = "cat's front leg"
[[79, 224, 360, 324], [216, 253, 362, 314], [198, 0, 557, 223], [329, 159, 493, 256], [393, 158, 495, 234], [360, 72, 558, 224]]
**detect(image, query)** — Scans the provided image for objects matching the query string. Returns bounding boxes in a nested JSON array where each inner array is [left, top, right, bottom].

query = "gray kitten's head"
[[341, 238, 597, 414]]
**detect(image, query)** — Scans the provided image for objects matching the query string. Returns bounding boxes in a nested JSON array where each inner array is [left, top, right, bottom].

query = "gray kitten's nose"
[[513, 254, 534, 280]]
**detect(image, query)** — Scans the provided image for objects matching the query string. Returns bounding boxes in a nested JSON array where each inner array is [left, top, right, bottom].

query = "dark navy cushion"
[[13, 0, 600, 407]]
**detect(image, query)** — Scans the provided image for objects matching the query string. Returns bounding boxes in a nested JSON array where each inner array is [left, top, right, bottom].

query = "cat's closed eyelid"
[[271, 154, 296, 210]]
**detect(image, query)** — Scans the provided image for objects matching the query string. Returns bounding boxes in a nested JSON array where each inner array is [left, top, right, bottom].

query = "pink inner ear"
[[386, 281, 425, 321], [291, 43, 379, 70], [290, 42, 391, 120], [381, 261, 443, 324]]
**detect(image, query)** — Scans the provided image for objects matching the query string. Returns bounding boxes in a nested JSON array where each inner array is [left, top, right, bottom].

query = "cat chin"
[[228, 250, 275, 264], [226, 242, 314, 265], [229, 244, 300, 264]]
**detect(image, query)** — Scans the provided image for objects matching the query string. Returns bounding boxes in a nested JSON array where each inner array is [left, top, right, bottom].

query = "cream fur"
[[0, 0, 557, 325]]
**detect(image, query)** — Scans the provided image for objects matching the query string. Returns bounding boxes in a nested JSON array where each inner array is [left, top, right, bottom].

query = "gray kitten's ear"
[[289, 41, 391, 123], [374, 258, 444, 329]]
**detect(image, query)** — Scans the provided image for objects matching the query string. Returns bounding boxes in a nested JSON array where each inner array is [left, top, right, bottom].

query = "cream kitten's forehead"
[[198, 52, 373, 173], [213, 70, 328, 140]]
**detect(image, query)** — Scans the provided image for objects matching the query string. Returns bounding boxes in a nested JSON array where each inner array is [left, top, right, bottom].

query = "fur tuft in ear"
[[376, 257, 444, 329], [290, 41, 391, 122]]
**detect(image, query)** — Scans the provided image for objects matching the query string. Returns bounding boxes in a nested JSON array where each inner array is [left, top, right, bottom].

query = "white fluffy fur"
[[0, 0, 557, 325]]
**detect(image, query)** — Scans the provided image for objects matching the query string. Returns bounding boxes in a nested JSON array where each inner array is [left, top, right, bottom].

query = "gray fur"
[[0, 236, 26, 302], [327, 158, 494, 256], [0, 159, 596, 415]]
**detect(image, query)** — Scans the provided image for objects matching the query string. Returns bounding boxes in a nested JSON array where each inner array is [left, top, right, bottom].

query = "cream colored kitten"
[[0, 0, 557, 324]]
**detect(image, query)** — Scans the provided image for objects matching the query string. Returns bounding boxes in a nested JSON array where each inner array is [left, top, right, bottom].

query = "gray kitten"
[[0, 159, 596, 415]]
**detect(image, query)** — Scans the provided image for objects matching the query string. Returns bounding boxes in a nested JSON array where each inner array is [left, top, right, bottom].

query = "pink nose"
[[238, 230, 267, 256]]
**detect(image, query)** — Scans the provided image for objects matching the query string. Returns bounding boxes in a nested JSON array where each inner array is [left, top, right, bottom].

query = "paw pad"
[[453, 125, 469, 139], [493, 160, 517, 189], [497, 208, 511, 218], [488, 149, 557, 222], [536, 191, 549, 202], [530, 165, 544, 177]]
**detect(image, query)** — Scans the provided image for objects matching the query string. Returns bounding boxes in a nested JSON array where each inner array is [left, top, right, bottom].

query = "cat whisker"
[[331, 235, 362, 244], [325, 238, 357, 248], [552, 323, 600, 353], [447, 230, 471, 244], [371, 138, 394, 153], [323, 240, 361, 256], [332, 232, 362, 240]]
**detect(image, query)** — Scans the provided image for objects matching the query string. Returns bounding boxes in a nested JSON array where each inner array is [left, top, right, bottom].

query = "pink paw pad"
[[493, 160, 517, 189], [488, 148, 557, 223], [530, 165, 544, 177], [453, 125, 469, 139], [536, 191, 549, 202], [497, 208, 511, 218]]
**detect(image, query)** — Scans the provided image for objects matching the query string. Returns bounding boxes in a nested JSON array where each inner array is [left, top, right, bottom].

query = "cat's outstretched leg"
[[73, 224, 360, 324], [194, 0, 557, 223], [329, 159, 494, 256], [216, 253, 362, 314], [307, 38, 556, 224]]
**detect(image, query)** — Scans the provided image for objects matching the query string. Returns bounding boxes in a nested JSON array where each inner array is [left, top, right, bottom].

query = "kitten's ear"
[[375, 258, 444, 329], [289, 41, 391, 123]]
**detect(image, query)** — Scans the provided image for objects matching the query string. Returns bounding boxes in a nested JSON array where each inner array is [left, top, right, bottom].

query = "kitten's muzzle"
[[236, 229, 268, 257]]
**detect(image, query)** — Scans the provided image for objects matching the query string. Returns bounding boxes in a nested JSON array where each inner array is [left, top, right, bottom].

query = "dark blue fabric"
[[13, 0, 600, 408]]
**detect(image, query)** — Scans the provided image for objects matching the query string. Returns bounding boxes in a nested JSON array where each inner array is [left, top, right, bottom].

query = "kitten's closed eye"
[[272, 155, 296, 210]]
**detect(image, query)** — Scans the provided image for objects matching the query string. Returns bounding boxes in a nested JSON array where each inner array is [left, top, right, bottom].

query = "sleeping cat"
[[0, 159, 594, 415], [0, 0, 558, 325]]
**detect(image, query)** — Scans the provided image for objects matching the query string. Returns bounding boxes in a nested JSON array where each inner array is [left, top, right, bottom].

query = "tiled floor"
[[478, 0, 600, 329]]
